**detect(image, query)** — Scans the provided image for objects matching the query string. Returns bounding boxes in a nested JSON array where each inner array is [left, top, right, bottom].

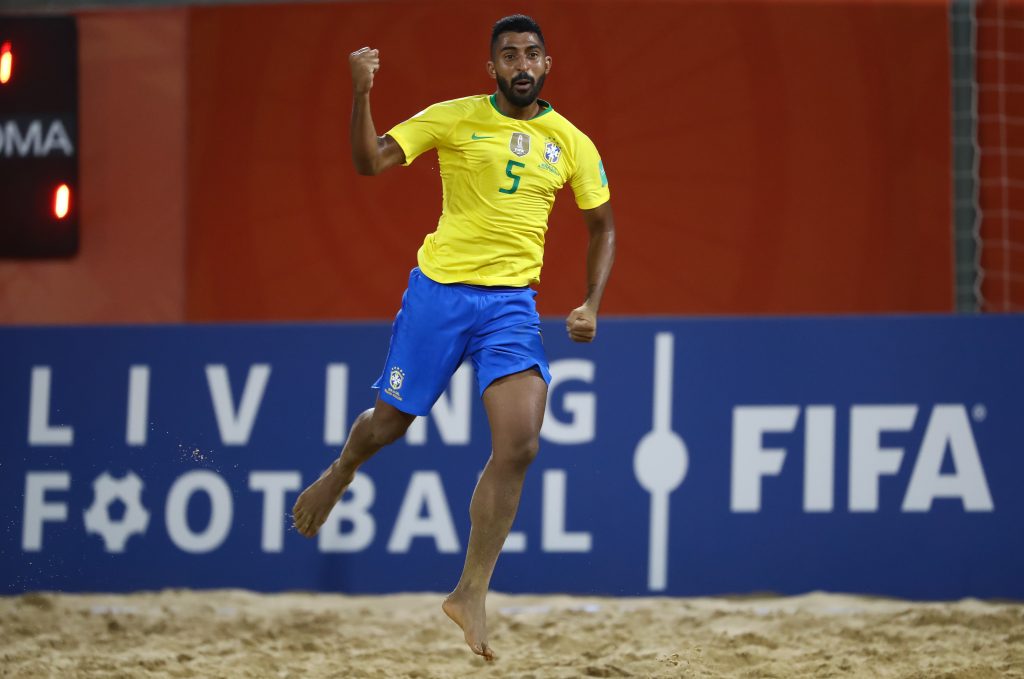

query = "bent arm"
[[351, 94, 406, 176], [565, 201, 616, 343], [581, 201, 616, 311], [348, 47, 405, 176]]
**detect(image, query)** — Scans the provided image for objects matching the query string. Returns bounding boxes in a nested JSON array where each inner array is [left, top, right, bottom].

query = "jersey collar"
[[489, 94, 554, 121]]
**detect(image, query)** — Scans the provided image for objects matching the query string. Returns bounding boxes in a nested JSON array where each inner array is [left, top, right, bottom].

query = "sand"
[[1, 590, 1022, 678]]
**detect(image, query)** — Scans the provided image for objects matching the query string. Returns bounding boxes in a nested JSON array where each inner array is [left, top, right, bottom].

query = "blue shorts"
[[372, 267, 552, 415]]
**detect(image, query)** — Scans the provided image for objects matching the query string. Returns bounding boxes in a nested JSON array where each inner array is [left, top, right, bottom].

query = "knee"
[[498, 437, 540, 472], [366, 408, 413, 446]]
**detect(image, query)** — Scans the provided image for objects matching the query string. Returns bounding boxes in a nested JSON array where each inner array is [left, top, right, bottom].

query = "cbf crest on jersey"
[[544, 141, 561, 164], [510, 133, 531, 157]]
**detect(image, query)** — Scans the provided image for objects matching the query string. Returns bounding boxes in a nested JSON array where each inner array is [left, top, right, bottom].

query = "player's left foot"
[[442, 589, 496, 661], [292, 460, 353, 537]]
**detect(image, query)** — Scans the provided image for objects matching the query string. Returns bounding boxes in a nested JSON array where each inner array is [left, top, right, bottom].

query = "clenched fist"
[[350, 47, 380, 94], [566, 304, 597, 343]]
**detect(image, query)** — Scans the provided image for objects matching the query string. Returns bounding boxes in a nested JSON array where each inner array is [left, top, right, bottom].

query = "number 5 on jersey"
[[499, 160, 526, 194]]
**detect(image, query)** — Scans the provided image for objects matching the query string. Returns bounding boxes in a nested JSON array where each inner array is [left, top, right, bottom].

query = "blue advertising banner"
[[1, 317, 1022, 599]]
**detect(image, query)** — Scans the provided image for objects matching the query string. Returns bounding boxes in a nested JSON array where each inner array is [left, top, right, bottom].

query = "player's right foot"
[[292, 460, 352, 537], [442, 589, 496, 662]]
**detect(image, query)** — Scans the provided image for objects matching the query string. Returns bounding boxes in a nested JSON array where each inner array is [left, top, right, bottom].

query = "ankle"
[[331, 458, 357, 483], [451, 582, 487, 602]]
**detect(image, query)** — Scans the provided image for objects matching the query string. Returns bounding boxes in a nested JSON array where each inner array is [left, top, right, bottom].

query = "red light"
[[0, 42, 11, 85], [53, 184, 70, 219]]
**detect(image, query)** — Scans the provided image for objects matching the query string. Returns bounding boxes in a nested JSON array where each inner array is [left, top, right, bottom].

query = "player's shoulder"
[[420, 94, 489, 117], [543, 107, 600, 151]]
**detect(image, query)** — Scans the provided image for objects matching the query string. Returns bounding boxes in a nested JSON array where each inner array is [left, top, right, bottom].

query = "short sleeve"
[[569, 134, 610, 210], [385, 102, 453, 166]]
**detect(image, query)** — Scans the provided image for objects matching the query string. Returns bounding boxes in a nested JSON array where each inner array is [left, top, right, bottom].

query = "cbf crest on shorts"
[[510, 132, 531, 157], [385, 366, 405, 401], [389, 366, 405, 391]]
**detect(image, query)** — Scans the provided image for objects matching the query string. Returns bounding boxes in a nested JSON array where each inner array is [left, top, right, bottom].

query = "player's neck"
[[493, 91, 541, 120]]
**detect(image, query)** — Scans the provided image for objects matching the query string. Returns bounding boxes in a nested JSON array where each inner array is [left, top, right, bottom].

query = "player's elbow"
[[352, 158, 379, 176], [351, 148, 384, 175], [589, 218, 616, 244]]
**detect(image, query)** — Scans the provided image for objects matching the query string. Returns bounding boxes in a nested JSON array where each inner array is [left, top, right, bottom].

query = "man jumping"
[[292, 14, 616, 661]]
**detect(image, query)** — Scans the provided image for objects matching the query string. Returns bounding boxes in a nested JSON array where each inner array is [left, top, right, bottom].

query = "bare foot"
[[442, 590, 495, 661], [292, 460, 353, 537]]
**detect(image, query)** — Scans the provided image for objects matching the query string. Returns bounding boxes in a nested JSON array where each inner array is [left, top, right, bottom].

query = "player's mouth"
[[513, 79, 534, 93]]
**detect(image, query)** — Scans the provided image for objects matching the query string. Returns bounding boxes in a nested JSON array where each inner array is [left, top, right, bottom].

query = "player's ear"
[[486, 60, 496, 79], [544, 55, 552, 74]]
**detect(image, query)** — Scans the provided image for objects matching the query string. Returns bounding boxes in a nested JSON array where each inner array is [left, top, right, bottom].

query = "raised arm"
[[349, 47, 406, 176], [566, 201, 616, 343]]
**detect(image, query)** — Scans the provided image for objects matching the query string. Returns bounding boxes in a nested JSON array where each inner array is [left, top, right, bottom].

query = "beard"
[[497, 71, 547, 108]]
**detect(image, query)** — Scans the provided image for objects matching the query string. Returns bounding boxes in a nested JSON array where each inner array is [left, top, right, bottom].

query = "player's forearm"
[[350, 93, 384, 175], [584, 218, 615, 311]]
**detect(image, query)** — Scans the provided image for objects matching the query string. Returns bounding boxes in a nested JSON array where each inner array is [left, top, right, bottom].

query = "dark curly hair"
[[490, 15, 545, 56]]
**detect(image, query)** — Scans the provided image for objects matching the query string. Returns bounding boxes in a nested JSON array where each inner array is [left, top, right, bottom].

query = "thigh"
[[482, 368, 548, 452], [373, 269, 475, 415], [370, 396, 417, 436], [469, 289, 552, 397]]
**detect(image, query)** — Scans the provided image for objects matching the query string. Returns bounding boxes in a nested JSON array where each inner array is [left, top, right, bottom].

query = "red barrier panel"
[[0, 2, 953, 324], [186, 1, 953, 320]]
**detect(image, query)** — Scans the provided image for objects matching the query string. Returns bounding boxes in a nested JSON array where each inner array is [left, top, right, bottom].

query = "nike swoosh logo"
[[471, 133, 494, 140]]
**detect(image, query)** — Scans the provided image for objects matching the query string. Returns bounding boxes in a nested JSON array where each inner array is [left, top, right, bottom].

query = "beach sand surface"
[[2, 590, 1022, 678]]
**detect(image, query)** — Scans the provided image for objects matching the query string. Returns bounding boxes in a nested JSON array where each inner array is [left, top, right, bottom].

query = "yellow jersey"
[[385, 94, 610, 286]]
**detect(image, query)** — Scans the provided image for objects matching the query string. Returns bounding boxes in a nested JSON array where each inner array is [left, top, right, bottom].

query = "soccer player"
[[292, 14, 616, 661]]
